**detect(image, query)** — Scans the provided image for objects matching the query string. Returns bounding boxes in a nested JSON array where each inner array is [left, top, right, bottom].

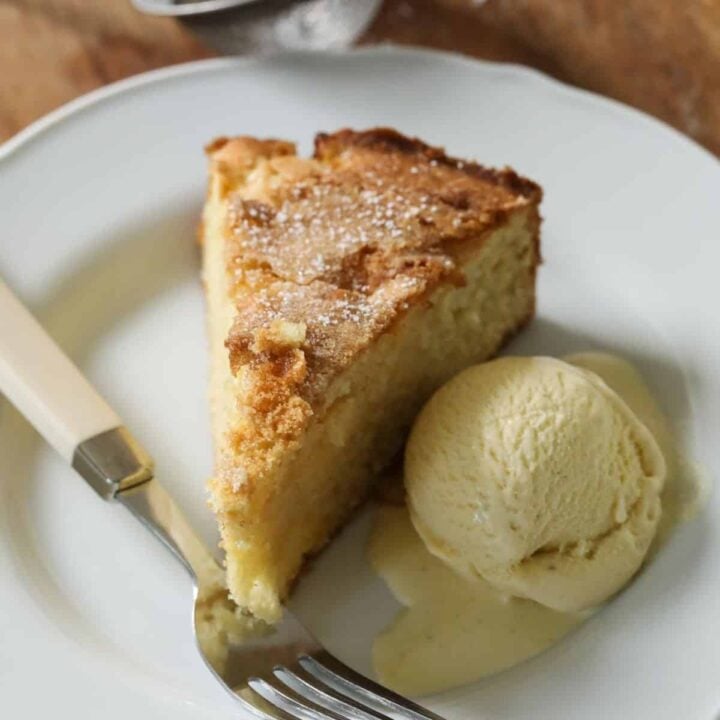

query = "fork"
[[0, 278, 446, 720]]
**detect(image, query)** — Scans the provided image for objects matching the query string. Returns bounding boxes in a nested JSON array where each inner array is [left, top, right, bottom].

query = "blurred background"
[[1, 0, 718, 155]]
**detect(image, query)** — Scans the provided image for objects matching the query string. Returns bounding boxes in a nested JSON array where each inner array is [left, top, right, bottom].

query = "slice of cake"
[[201, 128, 542, 622]]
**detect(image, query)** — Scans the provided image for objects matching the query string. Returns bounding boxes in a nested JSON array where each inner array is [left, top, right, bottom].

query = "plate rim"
[[1, 44, 718, 171]]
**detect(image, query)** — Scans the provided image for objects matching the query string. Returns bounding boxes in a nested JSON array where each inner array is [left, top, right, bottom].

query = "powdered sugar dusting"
[[220, 130, 536, 403], [228, 163, 471, 288]]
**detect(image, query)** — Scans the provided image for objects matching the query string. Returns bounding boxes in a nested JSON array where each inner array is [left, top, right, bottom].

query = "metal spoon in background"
[[132, 0, 383, 55]]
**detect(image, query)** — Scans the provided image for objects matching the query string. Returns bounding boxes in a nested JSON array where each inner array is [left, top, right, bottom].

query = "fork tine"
[[276, 663, 393, 720], [300, 652, 448, 720], [235, 686, 301, 720], [248, 676, 341, 720]]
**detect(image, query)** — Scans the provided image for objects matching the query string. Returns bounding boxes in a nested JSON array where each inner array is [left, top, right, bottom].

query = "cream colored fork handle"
[[0, 278, 152, 498]]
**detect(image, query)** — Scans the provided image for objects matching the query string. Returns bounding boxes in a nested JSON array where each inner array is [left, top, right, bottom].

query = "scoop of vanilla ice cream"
[[405, 356, 666, 612]]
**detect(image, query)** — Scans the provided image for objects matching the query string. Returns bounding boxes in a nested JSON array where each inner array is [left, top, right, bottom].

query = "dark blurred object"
[[187, 0, 381, 54], [133, 0, 382, 54], [132, 0, 262, 15], [1, 0, 719, 157]]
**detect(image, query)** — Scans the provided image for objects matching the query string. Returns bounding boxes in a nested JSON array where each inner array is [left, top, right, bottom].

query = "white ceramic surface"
[[1, 47, 718, 720]]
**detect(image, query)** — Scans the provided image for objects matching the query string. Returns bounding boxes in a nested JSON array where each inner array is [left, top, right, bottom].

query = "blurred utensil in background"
[[132, 0, 382, 53]]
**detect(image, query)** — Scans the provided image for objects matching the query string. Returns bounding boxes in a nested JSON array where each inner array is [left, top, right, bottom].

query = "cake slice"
[[201, 128, 542, 622]]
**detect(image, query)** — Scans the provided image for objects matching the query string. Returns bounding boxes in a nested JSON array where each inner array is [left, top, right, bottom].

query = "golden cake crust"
[[205, 128, 542, 494]]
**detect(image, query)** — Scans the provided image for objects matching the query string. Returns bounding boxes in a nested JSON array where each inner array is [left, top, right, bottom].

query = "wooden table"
[[2, 0, 719, 156]]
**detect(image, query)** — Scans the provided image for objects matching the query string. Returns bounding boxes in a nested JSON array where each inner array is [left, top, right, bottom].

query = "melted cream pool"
[[369, 504, 589, 696], [368, 353, 707, 696]]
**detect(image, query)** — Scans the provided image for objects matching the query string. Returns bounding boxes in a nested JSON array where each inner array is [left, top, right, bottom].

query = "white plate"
[[1, 47, 719, 720]]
